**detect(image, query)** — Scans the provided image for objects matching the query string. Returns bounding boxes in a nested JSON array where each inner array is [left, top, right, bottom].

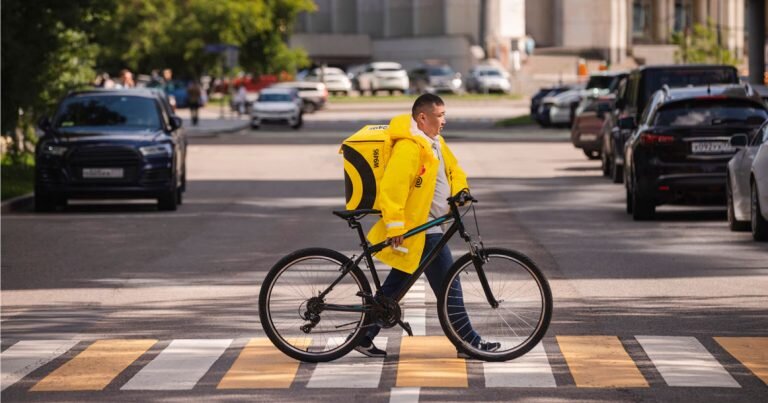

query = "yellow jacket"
[[367, 113, 469, 274]]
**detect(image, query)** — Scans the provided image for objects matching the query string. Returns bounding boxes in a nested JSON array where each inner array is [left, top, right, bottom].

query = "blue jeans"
[[363, 233, 480, 345]]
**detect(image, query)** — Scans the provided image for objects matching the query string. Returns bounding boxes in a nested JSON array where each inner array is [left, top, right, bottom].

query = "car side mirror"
[[170, 116, 183, 130], [38, 116, 51, 131], [617, 116, 635, 130], [730, 134, 748, 148]]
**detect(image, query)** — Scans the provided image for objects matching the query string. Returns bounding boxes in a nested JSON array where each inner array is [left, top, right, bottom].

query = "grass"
[[494, 115, 535, 127], [329, 92, 523, 103], [1, 153, 35, 201]]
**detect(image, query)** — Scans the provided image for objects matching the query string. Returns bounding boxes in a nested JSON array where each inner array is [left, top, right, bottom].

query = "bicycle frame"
[[318, 201, 500, 314]]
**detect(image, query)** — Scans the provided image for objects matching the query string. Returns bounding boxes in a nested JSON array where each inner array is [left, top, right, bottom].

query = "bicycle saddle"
[[332, 209, 381, 220]]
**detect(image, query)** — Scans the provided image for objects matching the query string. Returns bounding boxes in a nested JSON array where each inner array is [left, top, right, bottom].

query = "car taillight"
[[641, 133, 675, 145]]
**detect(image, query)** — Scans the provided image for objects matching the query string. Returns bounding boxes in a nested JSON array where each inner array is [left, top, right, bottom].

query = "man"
[[357, 94, 500, 358]]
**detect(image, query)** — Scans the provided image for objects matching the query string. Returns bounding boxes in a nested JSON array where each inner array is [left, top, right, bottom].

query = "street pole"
[[748, 0, 766, 85]]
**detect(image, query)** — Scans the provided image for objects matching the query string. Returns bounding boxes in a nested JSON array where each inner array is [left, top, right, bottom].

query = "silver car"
[[727, 121, 768, 241]]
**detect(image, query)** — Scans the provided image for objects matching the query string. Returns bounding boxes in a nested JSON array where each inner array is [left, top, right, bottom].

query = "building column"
[[652, 0, 675, 43], [693, 0, 707, 24]]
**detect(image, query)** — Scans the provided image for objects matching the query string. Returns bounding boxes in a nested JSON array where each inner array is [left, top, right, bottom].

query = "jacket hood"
[[386, 113, 438, 147]]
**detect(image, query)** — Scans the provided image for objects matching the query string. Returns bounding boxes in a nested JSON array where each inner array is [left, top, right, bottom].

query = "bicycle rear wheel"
[[437, 248, 552, 362], [259, 248, 372, 362]]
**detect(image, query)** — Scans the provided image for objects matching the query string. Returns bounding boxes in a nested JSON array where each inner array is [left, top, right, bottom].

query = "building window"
[[674, 0, 693, 32], [632, 0, 652, 40]]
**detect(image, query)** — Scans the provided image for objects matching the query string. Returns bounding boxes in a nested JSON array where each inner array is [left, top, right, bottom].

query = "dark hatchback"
[[622, 84, 768, 220], [35, 89, 187, 211]]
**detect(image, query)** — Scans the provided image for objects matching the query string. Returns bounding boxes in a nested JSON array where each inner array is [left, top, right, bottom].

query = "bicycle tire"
[[437, 248, 553, 362], [259, 248, 373, 362]]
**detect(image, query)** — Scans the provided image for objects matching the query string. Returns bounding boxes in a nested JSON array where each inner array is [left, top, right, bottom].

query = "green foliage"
[[671, 19, 740, 66], [1, 152, 35, 201]]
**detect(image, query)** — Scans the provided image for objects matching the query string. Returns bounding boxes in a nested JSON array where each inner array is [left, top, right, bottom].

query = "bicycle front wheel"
[[259, 248, 372, 362], [438, 248, 552, 362]]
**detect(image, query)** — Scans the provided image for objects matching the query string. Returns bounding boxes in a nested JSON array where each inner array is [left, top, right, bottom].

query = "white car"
[[355, 62, 409, 94], [250, 88, 303, 130], [305, 67, 352, 96], [466, 66, 511, 94], [727, 121, 768, 241], [540, 85, 587, 126]]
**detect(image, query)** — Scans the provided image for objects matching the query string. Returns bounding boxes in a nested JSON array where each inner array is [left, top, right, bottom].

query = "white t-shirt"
[[411, 119, 450, 234]]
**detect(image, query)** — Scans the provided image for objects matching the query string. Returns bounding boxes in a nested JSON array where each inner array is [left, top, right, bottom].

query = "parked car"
[[354, 62, 409, 95], [35, 89, 187, 211], [622, 84, 768, 220], [271, 81, 328, 113], [305, 67, 352, 96], [602, 64, 740, 184], [531, 85, 572, 126], [727, 120, 768, 240], [571, 95, 615, 159], [540, 72, 624, 128], [250, 88, 303, 130], [409, 64, 463, 94], [465, 65, 511, 94]]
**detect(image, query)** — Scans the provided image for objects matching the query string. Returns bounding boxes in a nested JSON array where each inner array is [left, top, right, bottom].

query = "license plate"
[[691, 141, 733, 154], [580, 134, 598, 141], [83, 168, 124, 179]]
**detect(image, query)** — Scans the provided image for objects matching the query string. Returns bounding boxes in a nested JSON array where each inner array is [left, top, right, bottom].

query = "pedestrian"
[[116, 69, 135, 88], [235, 84, 248, 116], [355, 94, 500, 358], [187, 80, 202, 126]]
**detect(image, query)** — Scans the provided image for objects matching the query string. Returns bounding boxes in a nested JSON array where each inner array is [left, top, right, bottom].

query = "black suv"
[[35, 89, 187, 211], [622, 84, 768, 220], [601, 65, 740, 183]]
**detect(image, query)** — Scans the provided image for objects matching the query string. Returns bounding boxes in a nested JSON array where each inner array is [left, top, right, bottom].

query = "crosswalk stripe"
[[557, 336, 648, 388], [307, 337, 388, 388], [483, 340, 556, 388], [1, 340, 79, 391], [218, 338, 309, 389], [31, 339, 156, 391], [396, 336, 467, 388], [714, 337, 768, 385], [121, 339, 231, 390], [402, 309, 426, 336], [389, 387, 420, 403], [637, 336, 740, 388]]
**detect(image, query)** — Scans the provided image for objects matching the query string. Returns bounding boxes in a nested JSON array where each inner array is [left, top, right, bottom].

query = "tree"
[[671, 19, 740, 66]]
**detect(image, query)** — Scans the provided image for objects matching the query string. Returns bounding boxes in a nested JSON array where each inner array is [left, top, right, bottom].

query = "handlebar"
[[447, 189, 477, 205]]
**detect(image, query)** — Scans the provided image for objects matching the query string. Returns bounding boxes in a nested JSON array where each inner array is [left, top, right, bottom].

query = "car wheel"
[[291, 117, 303, 129], [751, 181, 768, 241], [34, 193, 57, 212], [251, 124, 260, 130], [158, 184, 178, 211], [610, 150, 623, 184], [601, 151, 611, 177], [632, 172, 655, 221], [583, 149, 600, 160], [625, 185, 633, 214], [727, 176, 749, 231], [304, 102, 316, 114], [176, 187, 183, 205]]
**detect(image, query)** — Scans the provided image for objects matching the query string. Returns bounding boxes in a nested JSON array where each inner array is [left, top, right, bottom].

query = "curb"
[[1, 193, 34, 214], [185, 121, 250, 138]]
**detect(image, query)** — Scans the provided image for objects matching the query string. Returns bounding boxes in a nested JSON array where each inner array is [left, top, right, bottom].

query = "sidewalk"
[[175, 105, 250, 137]]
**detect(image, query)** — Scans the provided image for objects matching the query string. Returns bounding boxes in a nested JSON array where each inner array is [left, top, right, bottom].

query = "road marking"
[[1, 340, 79, 391], [389, 387, 420, 403], [396, 336, 467, 388], [714, 337, 768, 385], [121, 339, 231, 390], [483, 340, 556, 388], [402, 309, 426, 336], [636, 336, 739, 388], [218, 338, 309, 389], [307, 337, 388, 388], [557, 336, 648, 388], [31, 339, 156, 391]]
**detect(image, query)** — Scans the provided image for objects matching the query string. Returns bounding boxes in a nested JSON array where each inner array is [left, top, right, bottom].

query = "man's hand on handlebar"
[[448, 189, 477, 206]]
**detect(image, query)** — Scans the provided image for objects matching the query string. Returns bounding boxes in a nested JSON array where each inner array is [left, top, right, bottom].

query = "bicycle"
[[258, 190, 552, 362]]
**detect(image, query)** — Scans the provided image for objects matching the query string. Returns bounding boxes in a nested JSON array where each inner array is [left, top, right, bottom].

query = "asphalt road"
[[1, 120, 766, 402]]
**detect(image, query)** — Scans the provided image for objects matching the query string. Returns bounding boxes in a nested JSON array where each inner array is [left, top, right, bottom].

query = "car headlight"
[[139, 144, 173, 157], [41, 144, 67, 156]]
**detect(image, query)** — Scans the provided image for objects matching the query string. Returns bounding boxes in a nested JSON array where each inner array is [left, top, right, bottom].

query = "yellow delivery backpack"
[[340, 124, 391, 210]]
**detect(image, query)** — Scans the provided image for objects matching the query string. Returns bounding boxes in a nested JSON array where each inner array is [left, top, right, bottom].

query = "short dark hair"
[[412, 93, 444, 118]]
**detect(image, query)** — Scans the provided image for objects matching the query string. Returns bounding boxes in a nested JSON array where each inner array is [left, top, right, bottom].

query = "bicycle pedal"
[[399, 320, 413, 337]]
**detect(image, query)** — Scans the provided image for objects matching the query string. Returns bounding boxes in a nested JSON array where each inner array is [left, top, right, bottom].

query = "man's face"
[[417, 103, 446, 138]]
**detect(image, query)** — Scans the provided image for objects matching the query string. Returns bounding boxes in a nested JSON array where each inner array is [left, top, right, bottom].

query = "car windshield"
[[428, 66, 454, 76], [259, 93, 293, 102], [585, 76, 615, 90], [654, 99, 768, 127], [54, 95, 161, 129], [377, 67, 402, 72], [479, 70, 502, 77]]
